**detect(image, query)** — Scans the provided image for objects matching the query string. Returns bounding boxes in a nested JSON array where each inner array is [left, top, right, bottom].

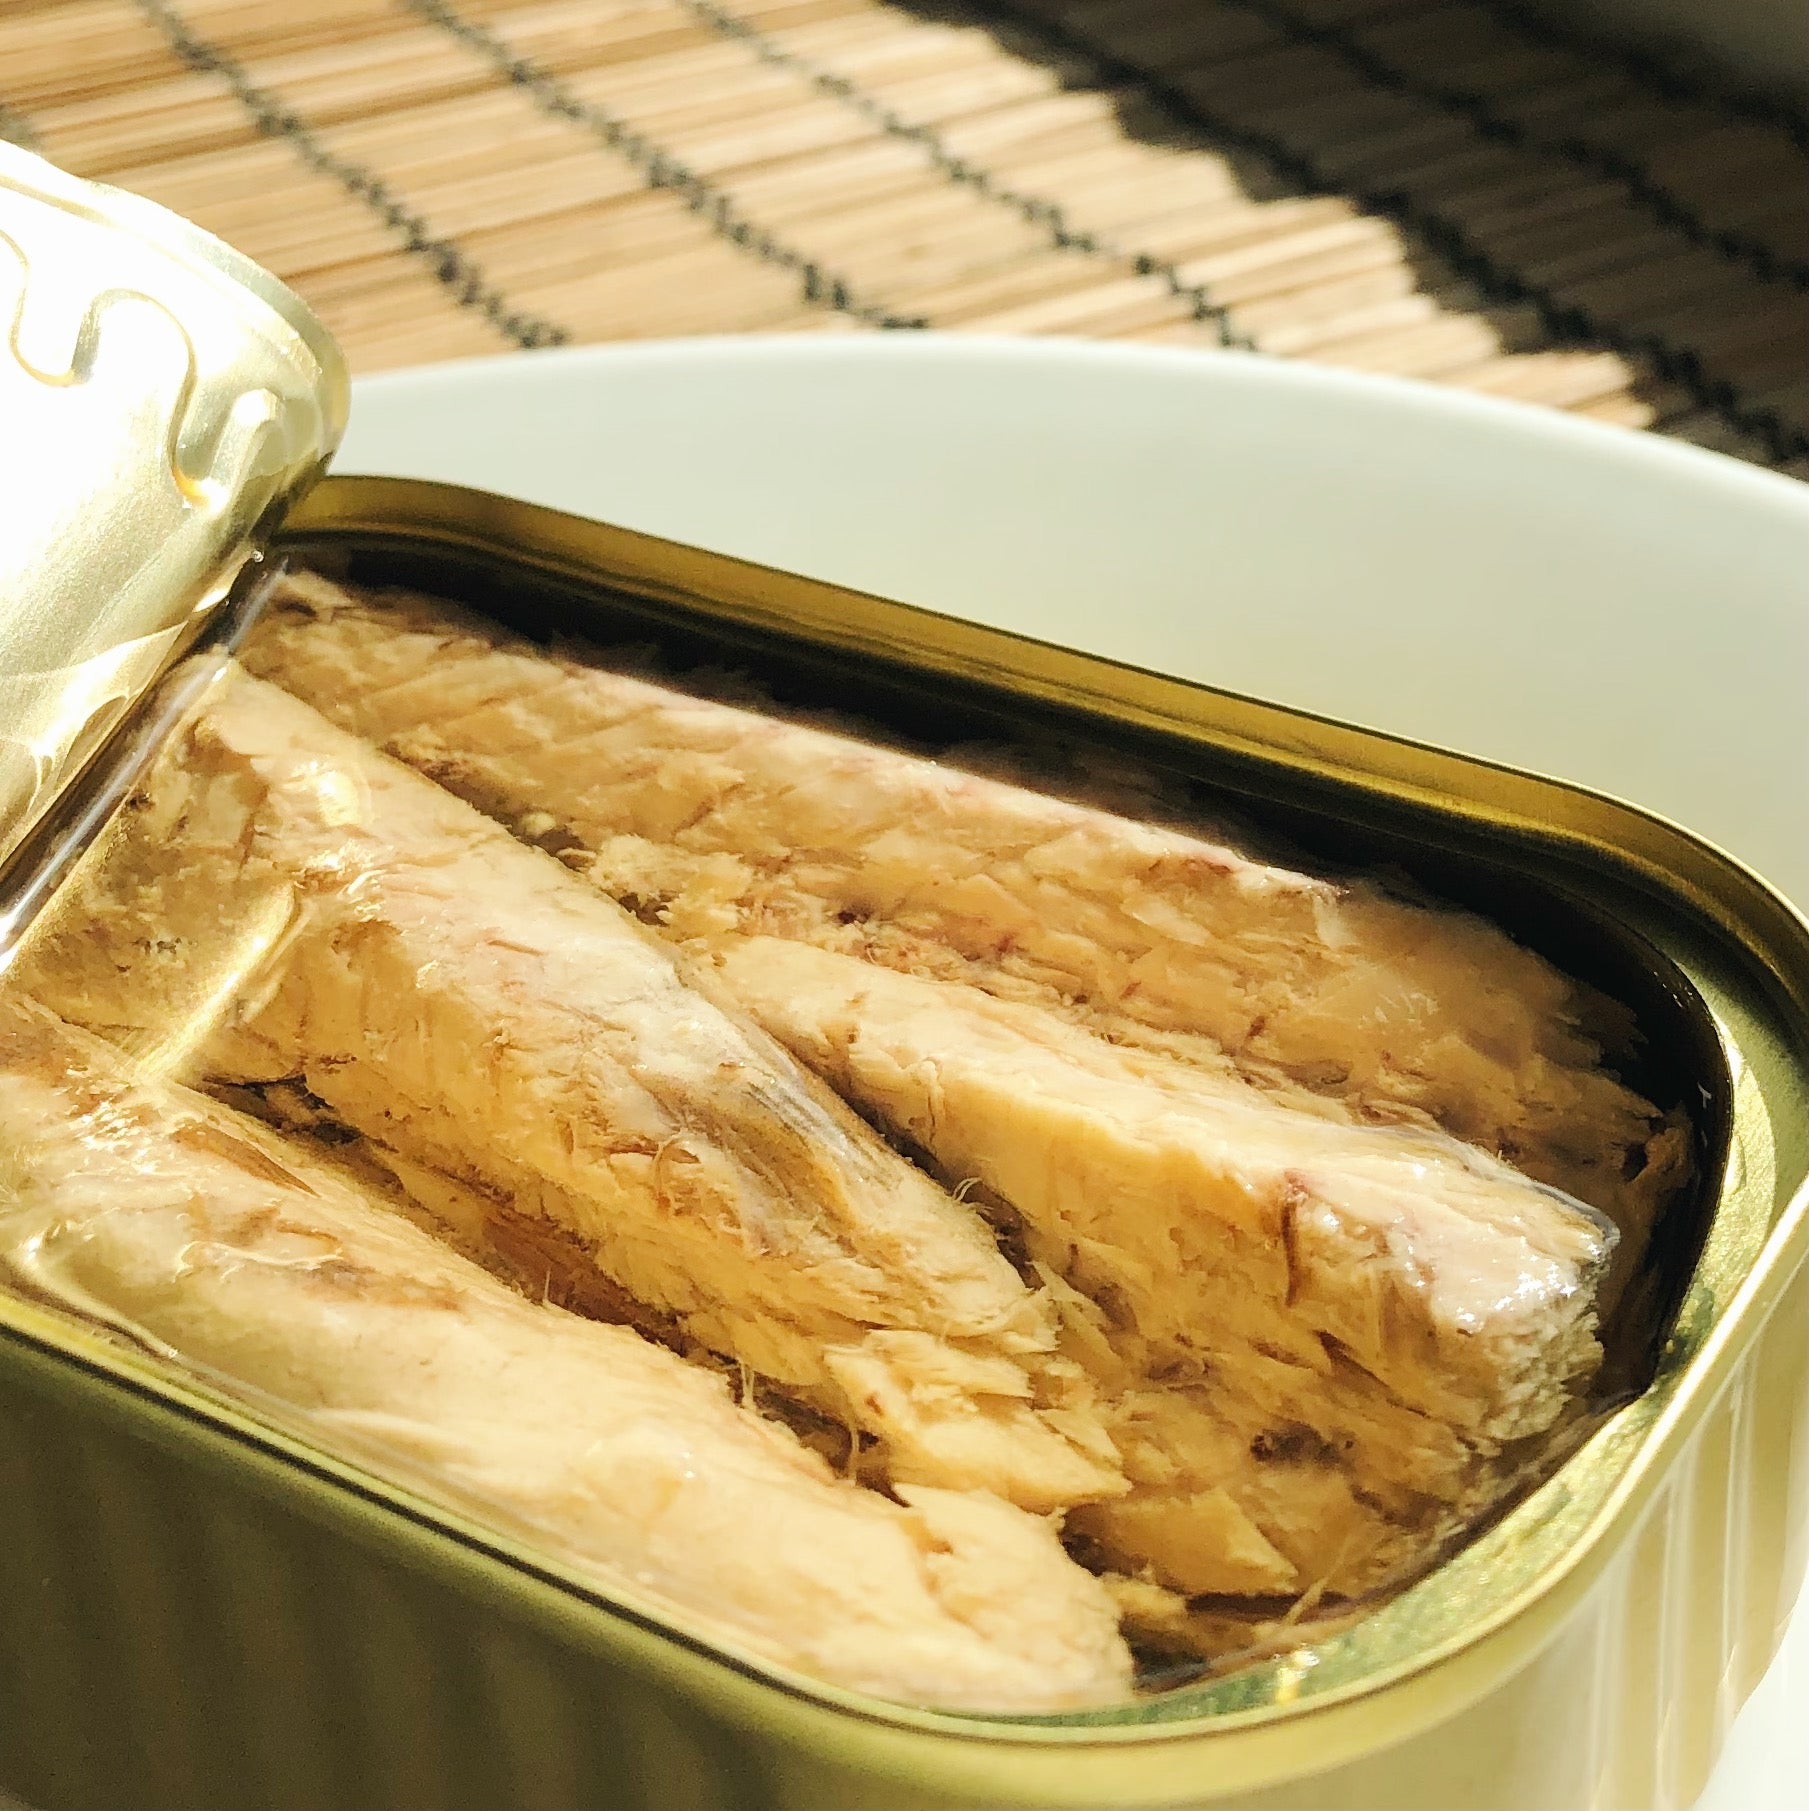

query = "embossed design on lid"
[[0, 141, 347, 869]]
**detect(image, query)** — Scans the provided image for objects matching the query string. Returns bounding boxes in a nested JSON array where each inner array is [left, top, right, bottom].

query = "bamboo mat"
[[3, 0, 1805, 473]]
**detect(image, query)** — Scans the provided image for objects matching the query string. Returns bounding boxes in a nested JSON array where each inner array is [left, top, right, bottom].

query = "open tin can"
[[1, 141, 1804, 1811]]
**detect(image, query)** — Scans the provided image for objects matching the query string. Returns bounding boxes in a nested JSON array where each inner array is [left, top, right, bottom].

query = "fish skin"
[[0, 1000, 1132, 1710], [240, 574, 1686, 1257], [15, 671, 1122, 1516], [704, 936, 1612, 1590]]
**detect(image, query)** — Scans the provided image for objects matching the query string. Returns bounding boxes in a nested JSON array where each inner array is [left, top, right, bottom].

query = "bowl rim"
[[345, 331, 1809, 519]]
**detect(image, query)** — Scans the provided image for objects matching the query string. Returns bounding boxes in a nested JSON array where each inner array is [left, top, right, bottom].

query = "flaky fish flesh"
[[242, 574, 1687, 1255], [15, 671, 1121, 1515], [230, 575, 1655, 1605], [709, 937, 1613, 1592], [0, 1000, 1131, 1709], [233, 1087, 1389, 1599]]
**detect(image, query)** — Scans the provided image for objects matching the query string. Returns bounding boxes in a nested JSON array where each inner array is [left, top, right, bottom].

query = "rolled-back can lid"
[[0, 141, 348, 869]]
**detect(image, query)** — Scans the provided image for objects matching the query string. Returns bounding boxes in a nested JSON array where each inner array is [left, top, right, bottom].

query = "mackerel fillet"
[[0, 1000, 1131, 1709], [242, 575, 1687, 1253], [15, 672, 1120, 1515]]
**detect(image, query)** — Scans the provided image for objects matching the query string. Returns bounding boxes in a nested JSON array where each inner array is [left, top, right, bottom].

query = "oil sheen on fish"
[[232, 575, 1650, 1603], [236, 1088, 1386, 1599], [241, 574, 1688, 1259], [0, 1000, 1132, 1710], [704, 937, 1615, 1582], [14, 671, 1122, 1516]]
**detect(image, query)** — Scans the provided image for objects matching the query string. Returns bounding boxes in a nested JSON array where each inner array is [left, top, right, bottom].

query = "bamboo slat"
[[0, 0, 1800, 467]]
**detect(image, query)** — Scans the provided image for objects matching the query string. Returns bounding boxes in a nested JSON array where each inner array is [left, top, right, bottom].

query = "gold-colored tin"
[[0, 150, 1802, 1811], [0, 477, 1801, 1811]]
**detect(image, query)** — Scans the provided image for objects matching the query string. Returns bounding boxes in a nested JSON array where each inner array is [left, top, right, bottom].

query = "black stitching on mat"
[[678, 0, 1252, 347], [955, 0, 1808, 462], [401, 0, 928, 330], [133, 0, 569, 350], [1474, 0, 1809, 153], [1202, 0, 1809, 292]]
